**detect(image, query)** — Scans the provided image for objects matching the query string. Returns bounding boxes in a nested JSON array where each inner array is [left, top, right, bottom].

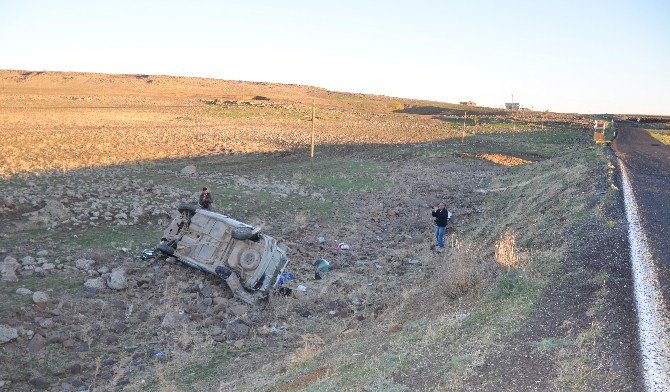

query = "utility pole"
[[462, 111, 466, 143], [310, 99, 316, 162]]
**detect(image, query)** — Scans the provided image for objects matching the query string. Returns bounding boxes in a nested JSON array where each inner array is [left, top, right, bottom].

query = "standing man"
[[432, 201, 449, 250], [199, 187, 212, 210]]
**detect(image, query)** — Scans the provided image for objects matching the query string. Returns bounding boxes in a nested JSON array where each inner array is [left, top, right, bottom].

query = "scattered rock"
[[41, 262, 55, 271], [210, 326, 223, 336], [229, 304, 248, 317], [69, 363, 82, 375], [3, 255, 18, 264], [1, 257, 20, 281], [62, 339, 76, 349], [137, 311, 149, 323], [112, 322, 128, 333], [161, 312, 186, 329], [0, 325, 19, 344], [74, 341, 90, 353], [29, 377, 50, 390], [16, 287, 32, 296], [39, 200, 71, 221], [181, 165, 197, 176], [226, 320, 250, 340], [200, 285, 216, 297], [46, 334, 66, 344], [233, 339, 245, 349], [38, 318, 54, 328], [129, 206, 144, 218], [32, 291, 49, 304], [106, 267, 128, 290], [84, 277, 106, 290], [36, 250, 49, 257], [20, 256, 36, 266], [28, 333, 47, 353], [75, 259, 95, 270]]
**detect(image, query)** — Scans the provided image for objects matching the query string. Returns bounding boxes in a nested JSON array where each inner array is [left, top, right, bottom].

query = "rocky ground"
[[0, 140, 503, 390], [0, 71, 638, 391]]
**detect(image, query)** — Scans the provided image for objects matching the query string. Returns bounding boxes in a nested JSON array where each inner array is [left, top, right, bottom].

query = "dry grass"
[[649, 131, 670, 146], [465, 153, 532, 167], [442, 245, 485, 299], [0, 70, 589, 178], [277, 367, 331, 392], [110, 355, 132, 388], [290, 334, 326, 367], [0, 70, 466, 177], [495, 228, 520, 269]]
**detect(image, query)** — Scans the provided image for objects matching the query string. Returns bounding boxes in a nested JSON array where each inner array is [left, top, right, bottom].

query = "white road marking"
[[619, 158, 670, 391]]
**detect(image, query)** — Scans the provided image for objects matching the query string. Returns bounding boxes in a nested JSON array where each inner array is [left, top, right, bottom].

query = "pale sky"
[[1, 0, 669, 114]]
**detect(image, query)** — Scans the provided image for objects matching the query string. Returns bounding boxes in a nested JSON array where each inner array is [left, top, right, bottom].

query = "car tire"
[[156, 243, 175, 256], [231, 227, 254, 240], [177, 203, 197, 215]]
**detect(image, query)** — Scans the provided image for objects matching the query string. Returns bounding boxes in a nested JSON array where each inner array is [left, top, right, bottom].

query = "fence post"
[[310, 99, 315, 162]]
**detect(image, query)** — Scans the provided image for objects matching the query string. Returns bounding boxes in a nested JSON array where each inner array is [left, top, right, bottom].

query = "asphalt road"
[[613, 122, 670, 301]]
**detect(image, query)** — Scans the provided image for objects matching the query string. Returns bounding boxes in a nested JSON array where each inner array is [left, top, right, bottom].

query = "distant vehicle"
[[155, 205, 289, 305]]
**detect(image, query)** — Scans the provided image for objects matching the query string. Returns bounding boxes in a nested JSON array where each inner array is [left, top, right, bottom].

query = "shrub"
[[491, 270, 534, 300]]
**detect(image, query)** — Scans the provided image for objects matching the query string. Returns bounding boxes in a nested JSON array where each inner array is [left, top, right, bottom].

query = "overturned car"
[[155, 205, 289, 305]]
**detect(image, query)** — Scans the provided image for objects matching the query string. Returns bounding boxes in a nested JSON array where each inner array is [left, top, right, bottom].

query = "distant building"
[[460, 101, 477, 107], [505, 102, 520, 111]]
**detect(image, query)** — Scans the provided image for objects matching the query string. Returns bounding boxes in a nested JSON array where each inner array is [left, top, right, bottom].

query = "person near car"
[[199, 187, 212, 210], [431, 201, 449, 249]]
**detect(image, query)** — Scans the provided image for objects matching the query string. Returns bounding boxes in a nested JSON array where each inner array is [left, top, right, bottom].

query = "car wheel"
[[156, 243, 175, 256], [177, 203, 197, 215], [231, 227, 254, 240]]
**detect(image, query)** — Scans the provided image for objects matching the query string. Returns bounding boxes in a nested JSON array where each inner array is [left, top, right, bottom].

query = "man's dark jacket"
[[432, 208, 449, 227]]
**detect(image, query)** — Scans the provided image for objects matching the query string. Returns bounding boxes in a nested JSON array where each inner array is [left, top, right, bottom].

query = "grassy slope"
[[0, 71, 630, 391], [152, 131, 626, 391], [649, 131, 670, 145], [280, 150, 603, 390]]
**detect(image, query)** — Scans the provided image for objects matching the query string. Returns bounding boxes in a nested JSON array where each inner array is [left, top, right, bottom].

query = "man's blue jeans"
[[435, 226, 446, 248]]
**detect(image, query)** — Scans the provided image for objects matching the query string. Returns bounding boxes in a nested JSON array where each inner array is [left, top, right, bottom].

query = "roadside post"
[[310, 99, 316, 162], [462, 111, 466, 144]]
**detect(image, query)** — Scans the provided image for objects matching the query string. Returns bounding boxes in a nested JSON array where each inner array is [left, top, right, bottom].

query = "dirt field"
[[0, 71, 639, 391]]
